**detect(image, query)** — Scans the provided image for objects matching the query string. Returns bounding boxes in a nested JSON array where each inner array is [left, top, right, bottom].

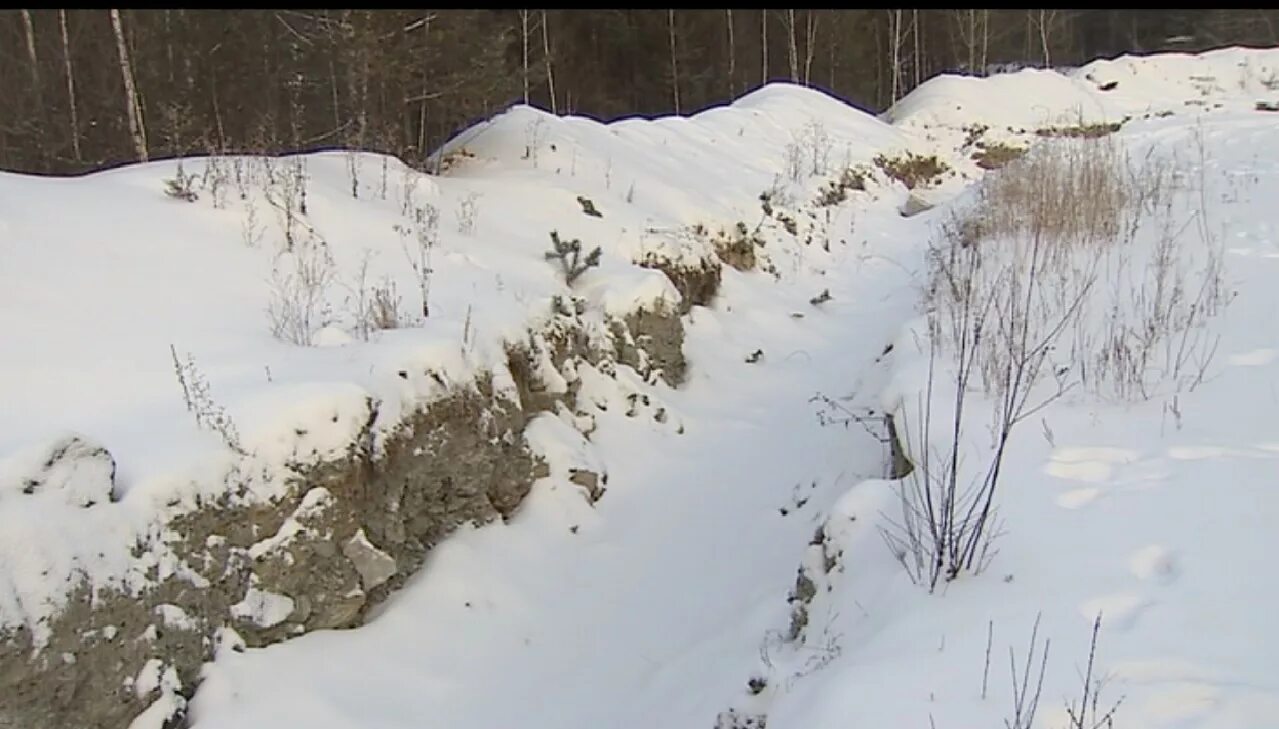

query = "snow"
[[4, 44, 1279, 729], [229, 587, 295, 630], [890, 46, 1279, 131]]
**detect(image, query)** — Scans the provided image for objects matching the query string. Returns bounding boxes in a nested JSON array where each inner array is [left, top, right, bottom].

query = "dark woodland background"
[[3, 9, 1276, 175]]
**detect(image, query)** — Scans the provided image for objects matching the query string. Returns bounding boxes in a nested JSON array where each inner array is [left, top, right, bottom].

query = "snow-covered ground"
[[4, 47, 1279, 729]]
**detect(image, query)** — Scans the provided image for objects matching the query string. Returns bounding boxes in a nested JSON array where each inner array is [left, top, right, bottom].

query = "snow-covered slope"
[[4, 47, 1279, 729], [889, 46, 1279, 130], [0, 84, 909, 637]]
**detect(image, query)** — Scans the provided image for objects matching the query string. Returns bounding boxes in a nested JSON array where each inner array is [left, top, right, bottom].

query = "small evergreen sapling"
[[545, 230, 601, 284]]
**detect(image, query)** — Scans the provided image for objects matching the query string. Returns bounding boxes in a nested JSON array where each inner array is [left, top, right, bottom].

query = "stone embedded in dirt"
[[342, 528, 398, 591]]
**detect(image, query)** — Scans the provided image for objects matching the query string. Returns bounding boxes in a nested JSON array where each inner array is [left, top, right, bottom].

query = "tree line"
[[3, 9, 1277, 175]]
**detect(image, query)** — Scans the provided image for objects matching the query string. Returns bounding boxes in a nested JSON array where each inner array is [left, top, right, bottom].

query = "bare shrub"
[[814, 167, 868, 207], [259, 156, 312, 252], [266, 235, 336, 346], [345, 252, 404, 341], [202, 154, 230, 209], [241, 197, 264, 248], [784, 140, 805, 183], [984, 613, 1124, 729], [800, 119, 833, 177], [164, 159, 199, 202], [170, 344, 244, 454], [943, 133, 1229, 401], [1004, 613, 1050, 729], [370, 279, 403, 332], [1064, 614, 1124, 729], [456, 192, 480, 234], [395, 203, 439, 320], [885, 130, 1232, 589], [784, 120, 834, 183], [522, 118, 547, 167]]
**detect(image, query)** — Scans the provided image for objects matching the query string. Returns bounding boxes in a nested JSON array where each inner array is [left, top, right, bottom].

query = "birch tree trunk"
[[725, 9, 736, 98], [761, 10, 769, 84], [110, 8, 149, 162], [912, 9, 922, 88], [541, 10, 557, 114], [519, 10, 531, 105], [21, 10, 41, 95], [803, 10, 818, 86], [785, 9, 799, 82], [668, 9, 681, 113], [59, 9, 82, 162], [888, 9, 903, 104]]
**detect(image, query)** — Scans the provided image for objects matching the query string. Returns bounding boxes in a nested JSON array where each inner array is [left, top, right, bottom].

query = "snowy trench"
[[5, 47, 1279, 729]]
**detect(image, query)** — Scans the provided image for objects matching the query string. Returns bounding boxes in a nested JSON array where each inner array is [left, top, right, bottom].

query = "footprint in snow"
[[1055, 487, 1101, 509], [1128, 544, 1179, 585], [1227, 347, 1278, 366], [1079, 592, 1152, 632], [1043, 446, 1140, 484]]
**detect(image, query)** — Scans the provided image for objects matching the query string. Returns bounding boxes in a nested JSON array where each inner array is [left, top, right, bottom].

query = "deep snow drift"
[[3, 46, 1279, 729]]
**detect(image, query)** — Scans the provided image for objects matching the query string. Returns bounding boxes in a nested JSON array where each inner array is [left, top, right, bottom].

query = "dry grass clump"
[[1034, 120, 1124, 139], [961, 134, 1137, 252], [874, 152, 951, 189], [883, 128, 1233, 592], [930, 129, 1229, 404], [971, 141, 1028, 170]]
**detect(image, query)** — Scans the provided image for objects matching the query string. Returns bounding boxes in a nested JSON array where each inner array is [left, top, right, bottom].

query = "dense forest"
[[3, 9, 1278, 175]]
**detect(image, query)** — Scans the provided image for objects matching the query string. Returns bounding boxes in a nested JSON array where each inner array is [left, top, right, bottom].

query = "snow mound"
[[890, 45, 1279, 130]]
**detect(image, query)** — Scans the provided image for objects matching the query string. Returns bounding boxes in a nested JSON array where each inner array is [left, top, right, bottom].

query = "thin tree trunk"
[[726, 9, 736, 98], [888, 9, 903, 104], [828, 10, 837, 90], [913, 9, 922, 88], [668, 9, 681, 113], [1039, 10, 1053, 68], [803, 10, 818, 86], [520, 10, 531, 104], [980, 9, 989, 73], [968, 10, 978, 73], [21, 7, 46, 167], [59, 9, 82, 162], [110, 8, 148, 162], [762, 9, 769, 84], [329, 58, 343, 139], [541, 10, 557, 114], [211, 71, 226, 151], [785, 9, 799, 82], [418, 14, 432, 163], [21, 10, 41, 96]]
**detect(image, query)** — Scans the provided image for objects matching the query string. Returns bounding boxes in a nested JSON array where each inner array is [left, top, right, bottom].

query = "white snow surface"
[[1, 46, 1277, 729]]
